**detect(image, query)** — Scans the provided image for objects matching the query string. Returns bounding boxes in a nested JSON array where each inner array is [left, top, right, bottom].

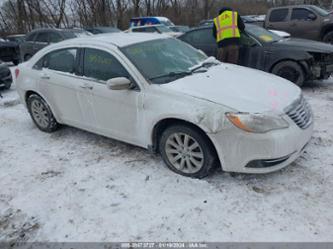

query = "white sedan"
[[16, 33, 313, 178]]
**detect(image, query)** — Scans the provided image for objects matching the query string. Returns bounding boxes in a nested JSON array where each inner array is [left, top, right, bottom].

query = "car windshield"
[[121, 38, 207, 84], [246, 25, 282, 43], [309, 5, 329, 16]]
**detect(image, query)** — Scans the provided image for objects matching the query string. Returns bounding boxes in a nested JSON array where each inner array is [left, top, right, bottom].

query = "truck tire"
[[272, 61, 305, 87]]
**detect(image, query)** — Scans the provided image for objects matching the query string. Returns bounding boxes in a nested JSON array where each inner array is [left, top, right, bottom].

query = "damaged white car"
[[16, 33, 314, 178]]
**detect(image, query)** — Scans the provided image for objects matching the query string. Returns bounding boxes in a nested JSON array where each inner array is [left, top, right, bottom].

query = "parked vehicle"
[[16, 33, 313, 178], [0, 63, 12, 90], [84, 27, 121, 34], [179, 24, 333, 86], [264, 5, 333, 43], [169, 25, 190, 33], [20, 28, 92, 61], [0, 40, 20, 65], [130, 16, 174, 27], [199, 18, 289, 37], [126, 25, 181, 37], [6, 34, 25, 44]]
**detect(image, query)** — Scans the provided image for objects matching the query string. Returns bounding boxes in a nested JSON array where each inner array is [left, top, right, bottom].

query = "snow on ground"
[[0, 78, 333, 243]]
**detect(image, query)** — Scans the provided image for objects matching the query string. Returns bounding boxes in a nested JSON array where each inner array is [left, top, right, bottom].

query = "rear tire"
[[27, 94, 59, 133], [24, 54, 32, 61], [323, 31, 333, 44], [159, 124, 218, 178], [272, 61, 305, 87], [3, 82, 11, 90]]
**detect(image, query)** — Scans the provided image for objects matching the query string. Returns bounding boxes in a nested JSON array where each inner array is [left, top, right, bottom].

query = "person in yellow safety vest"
[[213, 7, 245, 64]]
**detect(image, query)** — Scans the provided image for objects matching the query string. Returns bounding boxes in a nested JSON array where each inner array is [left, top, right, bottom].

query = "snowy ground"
[[0, 76, 333, 243]]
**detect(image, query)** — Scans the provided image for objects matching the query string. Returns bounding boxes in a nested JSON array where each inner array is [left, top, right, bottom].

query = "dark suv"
[[20, 28, 91, 61]]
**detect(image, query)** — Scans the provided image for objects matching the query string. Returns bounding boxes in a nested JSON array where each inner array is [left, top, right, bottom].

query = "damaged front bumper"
[[207, 114, 314, 174]]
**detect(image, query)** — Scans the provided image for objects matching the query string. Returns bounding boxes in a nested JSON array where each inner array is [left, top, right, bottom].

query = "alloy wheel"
[[165, 132, 204, 174], [31, 99, 50, 129]]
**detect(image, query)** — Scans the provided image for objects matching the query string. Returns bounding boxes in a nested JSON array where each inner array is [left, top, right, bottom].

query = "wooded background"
[[0, 0, 332, 34]]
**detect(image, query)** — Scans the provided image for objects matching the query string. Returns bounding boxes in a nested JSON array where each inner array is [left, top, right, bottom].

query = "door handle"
[[40, 73, 50, 80], [80, 84, 93, 90]]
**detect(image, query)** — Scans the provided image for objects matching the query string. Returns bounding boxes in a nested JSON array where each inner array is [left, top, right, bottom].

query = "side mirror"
[[308, 13, 317, 21], [106, 77, 132, 90]]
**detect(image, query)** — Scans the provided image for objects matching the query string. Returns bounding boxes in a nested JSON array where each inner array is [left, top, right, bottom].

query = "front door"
[[79, 47, 143, 145], [290, 8, 321, 40]]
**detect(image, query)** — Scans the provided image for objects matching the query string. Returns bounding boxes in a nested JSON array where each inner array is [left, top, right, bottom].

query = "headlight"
[[226, 112, 289, 133]]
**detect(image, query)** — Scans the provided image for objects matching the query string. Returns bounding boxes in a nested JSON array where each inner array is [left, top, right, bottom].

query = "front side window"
[[291, 8, 316, 21], [269, 9, 289, 22], [83, 48, 130, 82]]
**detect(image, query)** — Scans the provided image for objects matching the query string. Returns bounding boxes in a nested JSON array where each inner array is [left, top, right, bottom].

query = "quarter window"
[[291, 8, 316, 21], [83, 48, 130, 82], [269, 9, 289, 22]]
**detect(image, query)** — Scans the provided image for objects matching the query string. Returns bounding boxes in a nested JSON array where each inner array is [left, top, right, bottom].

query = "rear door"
[[290, 7, 321, 40], [36, 48, 89, 128], [266, 8, 291, 33]]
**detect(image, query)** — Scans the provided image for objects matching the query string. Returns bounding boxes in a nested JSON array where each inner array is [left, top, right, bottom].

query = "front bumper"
[[208, 115, 314, 174]]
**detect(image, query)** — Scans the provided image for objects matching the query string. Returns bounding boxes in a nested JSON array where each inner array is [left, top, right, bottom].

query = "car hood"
[[162, 64, 301, 113], [272, 38, 333, 53]]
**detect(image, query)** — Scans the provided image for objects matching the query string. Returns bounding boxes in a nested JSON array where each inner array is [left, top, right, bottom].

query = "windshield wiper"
[[149, 71, 192, 81], [189, 56, 220, 73]]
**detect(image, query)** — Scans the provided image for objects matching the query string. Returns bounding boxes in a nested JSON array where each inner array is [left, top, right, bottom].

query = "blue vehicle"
[[130, 17, 174, 27]]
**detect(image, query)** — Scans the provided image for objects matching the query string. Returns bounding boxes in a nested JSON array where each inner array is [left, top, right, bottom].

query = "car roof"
[[131, 16, 170, 21], [131, 25, 164, 28], [59, 32, 170, 48], [27, 28, 85, 34]]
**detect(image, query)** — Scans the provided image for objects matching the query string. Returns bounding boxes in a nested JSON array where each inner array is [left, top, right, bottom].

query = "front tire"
[[27, 94, 59, 133], [272, 61, 305, 87], [159, 124, 217, 178]]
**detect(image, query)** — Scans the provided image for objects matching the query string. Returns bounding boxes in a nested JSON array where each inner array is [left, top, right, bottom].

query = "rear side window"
[[48, 32, 62, 43], [38, 49, 77, 73], [25, 33, 36, 42], [269, 9, 289, 22], [181, 29, 215, 45], [291, 8, 316, 21], [35, 32, 49, 43], [132, 27, 156, 33], [83, 48, 130, 81]]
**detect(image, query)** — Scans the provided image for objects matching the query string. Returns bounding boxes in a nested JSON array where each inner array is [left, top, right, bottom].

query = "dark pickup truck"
[[264, 5, 333, 43]]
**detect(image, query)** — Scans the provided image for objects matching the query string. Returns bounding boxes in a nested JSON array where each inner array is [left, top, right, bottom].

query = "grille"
[[285, 95, 312, 129]]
